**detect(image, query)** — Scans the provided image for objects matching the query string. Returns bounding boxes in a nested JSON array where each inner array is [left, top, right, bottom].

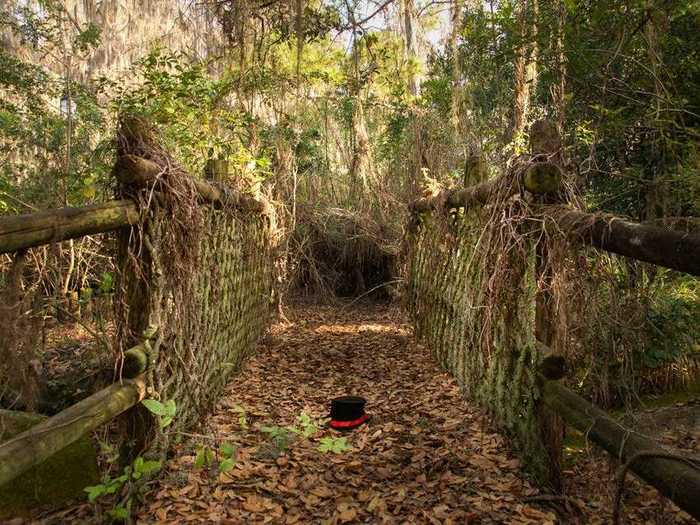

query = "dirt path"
[[137, 304, 558, 524]]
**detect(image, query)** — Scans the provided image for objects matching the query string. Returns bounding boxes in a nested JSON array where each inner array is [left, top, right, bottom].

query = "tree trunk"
[[401, 0, 420, 97], [513, 0, 538, 140], [449, 0, 463, 134]]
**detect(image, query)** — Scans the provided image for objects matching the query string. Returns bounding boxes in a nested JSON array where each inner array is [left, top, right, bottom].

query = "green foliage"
[[141, 398, 177, 428], [194, 445, 215, 469], [257, 411, 324, 457], [84, 456, 161, 522], [73, 23, 102, 53], [317, 436, 351, 454], [261, 425, 296, 452], [114, 49, 272, 185], [644, 275, 700, 368], [233, 405, 248, 430], [0, 2, 120, 213], [194, 441, 236, 473], [289, 412, 319, 438], [218, 442, 237, 473]]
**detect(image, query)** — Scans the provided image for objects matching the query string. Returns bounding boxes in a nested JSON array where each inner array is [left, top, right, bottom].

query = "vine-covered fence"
[[406, 120, 700, 519], [0, 118, 278, 486]]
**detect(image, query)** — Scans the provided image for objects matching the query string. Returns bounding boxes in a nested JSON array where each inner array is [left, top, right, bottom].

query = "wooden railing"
[[408, 119, 700, 520], [0, 149, 271, 487], [0, 154, 266, 256]]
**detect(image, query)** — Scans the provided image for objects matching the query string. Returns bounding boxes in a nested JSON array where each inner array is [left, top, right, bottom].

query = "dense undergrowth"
[[1, 2, 699, 520]]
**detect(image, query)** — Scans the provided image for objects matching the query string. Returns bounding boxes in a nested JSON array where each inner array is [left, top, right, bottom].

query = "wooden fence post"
[[530, 119, 565, 490], [205, 159, 229, 182]]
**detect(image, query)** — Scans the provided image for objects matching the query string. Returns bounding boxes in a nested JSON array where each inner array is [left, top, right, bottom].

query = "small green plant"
[[194, 441, 237, 472], [218, 442, 237, 472], [97, 440, 120, 465], [233, 405, 248, 429], [258, 412, 320, 456], [261, 425, 295, 452], [84, 456, 161, 520], [142, 398, 177, 428], [290, 412, 318, 438], [318, 436, 351, 454], [194, 445, 215, 469], [106, 502, 130, 521]]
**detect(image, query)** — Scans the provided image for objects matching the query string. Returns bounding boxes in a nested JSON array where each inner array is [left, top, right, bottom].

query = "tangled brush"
[[114, 115, 206, 348], [290, 204, 400, 300]]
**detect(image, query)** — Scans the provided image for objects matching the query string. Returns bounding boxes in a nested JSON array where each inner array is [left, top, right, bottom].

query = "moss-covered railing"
[[406, 120, 700, 520], [0, 119, 277, 486]]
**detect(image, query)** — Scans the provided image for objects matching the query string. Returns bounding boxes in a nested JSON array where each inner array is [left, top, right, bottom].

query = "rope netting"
[[116, 199, 277, 452], [405, 172, 576, 482], [113, 117, 278, 453], [407, 148, 582, 483]]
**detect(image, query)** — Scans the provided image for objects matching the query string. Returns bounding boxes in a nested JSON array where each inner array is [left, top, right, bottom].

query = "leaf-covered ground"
[[25, 303, 698, 524], [128, 303, 694, 524], [136, 303, 555, 524]]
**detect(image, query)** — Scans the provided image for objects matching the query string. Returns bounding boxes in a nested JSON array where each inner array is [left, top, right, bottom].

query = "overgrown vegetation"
[[1, 0, 699, 520]]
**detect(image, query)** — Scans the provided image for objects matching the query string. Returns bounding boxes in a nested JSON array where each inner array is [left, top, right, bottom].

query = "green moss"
[[637, 385, 700, 410], [0, 410, 100, 520]]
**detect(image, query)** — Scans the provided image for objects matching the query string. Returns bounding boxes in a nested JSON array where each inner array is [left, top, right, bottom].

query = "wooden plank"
[[0, 378, 145, 487], [0, 200, 139, 254]]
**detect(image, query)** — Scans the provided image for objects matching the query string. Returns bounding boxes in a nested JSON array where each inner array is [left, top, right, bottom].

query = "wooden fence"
[[0, 129, 277, 488], [407, 119, 700, 520]]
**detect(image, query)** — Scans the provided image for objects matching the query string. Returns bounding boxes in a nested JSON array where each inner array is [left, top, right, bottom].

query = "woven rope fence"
[[113, 119, 278, 452], [116, 199, 276, 453], [406, 195, 553, 480]]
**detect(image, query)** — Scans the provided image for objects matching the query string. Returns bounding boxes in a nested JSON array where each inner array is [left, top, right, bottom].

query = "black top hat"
[[329, 396, 368, 430]]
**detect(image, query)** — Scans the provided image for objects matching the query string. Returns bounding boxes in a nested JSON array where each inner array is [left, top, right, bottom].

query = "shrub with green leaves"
[[84, 456, 161, 521], [141, 398, 177, 428]]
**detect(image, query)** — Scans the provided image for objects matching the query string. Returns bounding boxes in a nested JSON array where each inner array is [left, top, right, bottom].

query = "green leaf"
[[132, 457, 161, 478], [164, 399, 177, 417], [160, 415, 173, 428], [195, 446, 214, 469], [219, 442, 235, 458], [84, 484, 108, 502], [194, 447, 207, 469], [107, 504, 129, 520], [318, 436, 350, 454], [141, 399, 165, 416], [219, 458, 235, 473], [99, 272, 113, 294]]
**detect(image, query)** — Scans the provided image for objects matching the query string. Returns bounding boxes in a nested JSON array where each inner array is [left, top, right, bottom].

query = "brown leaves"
[[125, 304, 695, 525], [131, 305, 558, 523]]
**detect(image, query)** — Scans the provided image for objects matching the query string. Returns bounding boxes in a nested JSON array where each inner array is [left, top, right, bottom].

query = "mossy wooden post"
[[530, 119, 565, 490], [0, 379, 145, 487], [205, 159, 229, 182]]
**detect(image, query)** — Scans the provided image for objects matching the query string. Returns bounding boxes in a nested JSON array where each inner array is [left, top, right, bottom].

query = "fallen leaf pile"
[[32, 303, 698, 524], [136, 303, 557, 524]]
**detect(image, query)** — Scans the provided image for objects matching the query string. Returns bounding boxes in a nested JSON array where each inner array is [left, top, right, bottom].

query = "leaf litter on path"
[[136, 304, 557, 524], [129, 303, 695, 524]]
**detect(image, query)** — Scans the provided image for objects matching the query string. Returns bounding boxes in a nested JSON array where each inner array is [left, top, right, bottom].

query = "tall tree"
[[512, 0, 538, 141]]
